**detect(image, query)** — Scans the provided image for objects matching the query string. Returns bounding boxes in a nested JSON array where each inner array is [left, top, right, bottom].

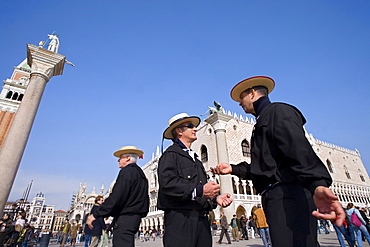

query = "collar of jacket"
[[169, 140, 198, 160], [252, 96, 271, 117]]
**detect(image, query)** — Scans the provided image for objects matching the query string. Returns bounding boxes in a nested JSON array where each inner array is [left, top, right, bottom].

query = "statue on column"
[[205, 101, 225, 116], [47, 33, 60, 53]]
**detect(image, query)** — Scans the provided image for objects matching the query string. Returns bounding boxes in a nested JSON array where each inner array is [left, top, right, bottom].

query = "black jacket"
[[232, 100, 332, 194], [157, 142, 216, 211], [84, 204, 106, 236], [93, 163, 149, 218]]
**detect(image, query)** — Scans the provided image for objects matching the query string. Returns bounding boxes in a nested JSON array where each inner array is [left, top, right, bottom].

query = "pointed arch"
[[344, 165, 351, 179], [200, 145, 208, 163], [326, 159, 333, 173], [358, 169, 365, 182], [241, 140, 251, 157]]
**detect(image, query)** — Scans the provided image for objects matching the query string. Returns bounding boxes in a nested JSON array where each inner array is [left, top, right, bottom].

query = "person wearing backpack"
[[346, 203, 370, 247]]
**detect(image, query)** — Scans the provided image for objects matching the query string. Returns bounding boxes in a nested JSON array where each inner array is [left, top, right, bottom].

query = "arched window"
[[201, 145, 208, 163], [232, 177, 237, 194], [358, 169, 365, 182], [326, 159, 333, 173], [18, 94, 24, 101], [12, 92, 19, 100], [6, 91, 12, 99], [344, 165, 351, 179], [238, 178, 245, 194], [241, 140, 251, 157]]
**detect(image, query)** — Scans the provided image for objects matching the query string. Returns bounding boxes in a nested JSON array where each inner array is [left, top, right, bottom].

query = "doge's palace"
[[139, 108, 370, 231]]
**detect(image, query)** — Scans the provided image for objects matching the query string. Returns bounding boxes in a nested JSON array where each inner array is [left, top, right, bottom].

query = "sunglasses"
[[177, 123, 196, 129]]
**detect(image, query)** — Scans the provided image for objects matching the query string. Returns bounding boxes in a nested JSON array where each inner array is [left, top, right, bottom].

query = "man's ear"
[[175, 127, 183, 137]]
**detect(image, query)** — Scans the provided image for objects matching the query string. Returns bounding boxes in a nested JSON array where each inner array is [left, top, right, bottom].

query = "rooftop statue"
[[201, 101, 225, 116]]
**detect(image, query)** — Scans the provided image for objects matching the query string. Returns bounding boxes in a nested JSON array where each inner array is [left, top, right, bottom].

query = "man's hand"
[[203, 181, 220, 199], [86, 214, 96, 229], [312, 186, 345, 227], [216, 193, 233, 207], [210, 163, 232, 175]]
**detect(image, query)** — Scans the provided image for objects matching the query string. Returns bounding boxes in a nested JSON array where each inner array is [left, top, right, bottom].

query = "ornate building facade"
[[68, 182, 106, 224], [140, 109, 370, 231]]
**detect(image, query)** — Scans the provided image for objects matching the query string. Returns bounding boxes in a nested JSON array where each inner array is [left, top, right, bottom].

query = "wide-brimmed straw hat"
[[113, 146, 144, 158], [230, 76, 275, 102], [163, 113, 200, 139]]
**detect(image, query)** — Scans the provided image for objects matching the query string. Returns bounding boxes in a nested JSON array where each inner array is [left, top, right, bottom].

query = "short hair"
[[243, 86, 268, 96], [121, 153, 139, 163], [95, 196, 104, 203], [346, 202, 354, 210], [171, 125, 187, 140]]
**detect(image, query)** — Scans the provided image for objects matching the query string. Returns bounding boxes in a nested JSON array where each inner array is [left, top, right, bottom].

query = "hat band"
[[169, 117, 189, 126]]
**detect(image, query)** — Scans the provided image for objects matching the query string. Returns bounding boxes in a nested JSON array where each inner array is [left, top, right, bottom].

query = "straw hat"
[[163, 113, 200, 139], [230, 76, 275, 102], [113, 146, 144, 158]]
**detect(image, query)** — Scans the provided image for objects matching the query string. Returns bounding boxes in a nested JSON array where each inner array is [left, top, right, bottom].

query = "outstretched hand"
[[311, 186, 345, 227], [210, 163, 232, 175], [216, 193, 233, 207]]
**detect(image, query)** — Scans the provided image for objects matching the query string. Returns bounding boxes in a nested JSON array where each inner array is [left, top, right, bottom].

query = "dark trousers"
[[113, 214, 141, 247], [218, 227, 231, 243], [262, 183, 317, 247], [163, 210, 212, 247]]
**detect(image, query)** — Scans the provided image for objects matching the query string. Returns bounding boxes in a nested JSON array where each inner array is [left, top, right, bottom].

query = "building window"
[[12, 92, 19, 100], [201, 145, 208, 163], [326, 159, 333, 173], [6, 91, 12, 99], [358, 169, 365, 182], [344, 166, 351, 179], [241, 140, 250, 157]]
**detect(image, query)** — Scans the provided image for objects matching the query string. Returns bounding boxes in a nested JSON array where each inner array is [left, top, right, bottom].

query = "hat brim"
[[113, 149, 144, 158], [230, 76, 275, 102], [163, 116, 200, 139]]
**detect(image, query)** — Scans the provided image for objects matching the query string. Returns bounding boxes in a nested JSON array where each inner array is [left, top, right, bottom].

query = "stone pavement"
[[46, 232, 352, 247], [133, 233, 344, 247]]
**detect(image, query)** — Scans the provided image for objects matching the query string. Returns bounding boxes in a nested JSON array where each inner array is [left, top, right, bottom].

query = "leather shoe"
[[216, 241, 221, 244]]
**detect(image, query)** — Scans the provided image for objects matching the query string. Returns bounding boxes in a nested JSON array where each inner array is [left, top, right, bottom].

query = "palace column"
[[0, 44, 66, 211], [205, 112, 235, 220]]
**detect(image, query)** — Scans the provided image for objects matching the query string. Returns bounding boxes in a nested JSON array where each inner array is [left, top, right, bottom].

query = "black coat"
[[93, 163, 149, 218], [84, 204, 106, 236], [232, 101, 332, 194], [157, 142, 216, 211]]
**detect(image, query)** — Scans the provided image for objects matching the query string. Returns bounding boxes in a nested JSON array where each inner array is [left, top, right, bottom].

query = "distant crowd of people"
[[0, 206, 37, 247]]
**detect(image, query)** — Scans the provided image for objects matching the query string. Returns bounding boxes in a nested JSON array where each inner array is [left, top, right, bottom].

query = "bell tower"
[[0, 59, 31, 148]]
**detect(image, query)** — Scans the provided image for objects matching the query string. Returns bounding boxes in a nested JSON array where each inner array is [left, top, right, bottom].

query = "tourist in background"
[[230, 214, 240, 242], [216, 212, 231, 245], [252, 205, 271, 247], [346, 203, 370, 247], [239, 215, 248, 240]]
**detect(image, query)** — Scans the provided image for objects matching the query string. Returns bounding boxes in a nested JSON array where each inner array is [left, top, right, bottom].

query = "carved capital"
[[205, 112, 232, 130], [27, 43, 66, 81]]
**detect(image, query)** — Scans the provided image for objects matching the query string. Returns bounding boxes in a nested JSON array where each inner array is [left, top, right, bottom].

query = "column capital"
[[27, 43, 66, 81], [204, 112, 232, 130]]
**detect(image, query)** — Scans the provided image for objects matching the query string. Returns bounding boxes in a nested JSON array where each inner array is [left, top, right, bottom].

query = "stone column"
[[0, 44, 66, 211], [205, 112, 235, 221]]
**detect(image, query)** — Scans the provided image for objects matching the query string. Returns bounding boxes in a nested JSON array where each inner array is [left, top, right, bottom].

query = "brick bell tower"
[[0, 59, 31, 148]]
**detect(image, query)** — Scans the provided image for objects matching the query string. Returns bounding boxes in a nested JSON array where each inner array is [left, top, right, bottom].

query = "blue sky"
[[1, 1, 369, 210]]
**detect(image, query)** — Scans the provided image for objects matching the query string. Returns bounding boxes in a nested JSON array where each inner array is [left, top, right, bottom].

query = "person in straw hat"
[[212, 76, 345, 247], [87, 146, 149, 247], [157, 113, 233, 247]]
